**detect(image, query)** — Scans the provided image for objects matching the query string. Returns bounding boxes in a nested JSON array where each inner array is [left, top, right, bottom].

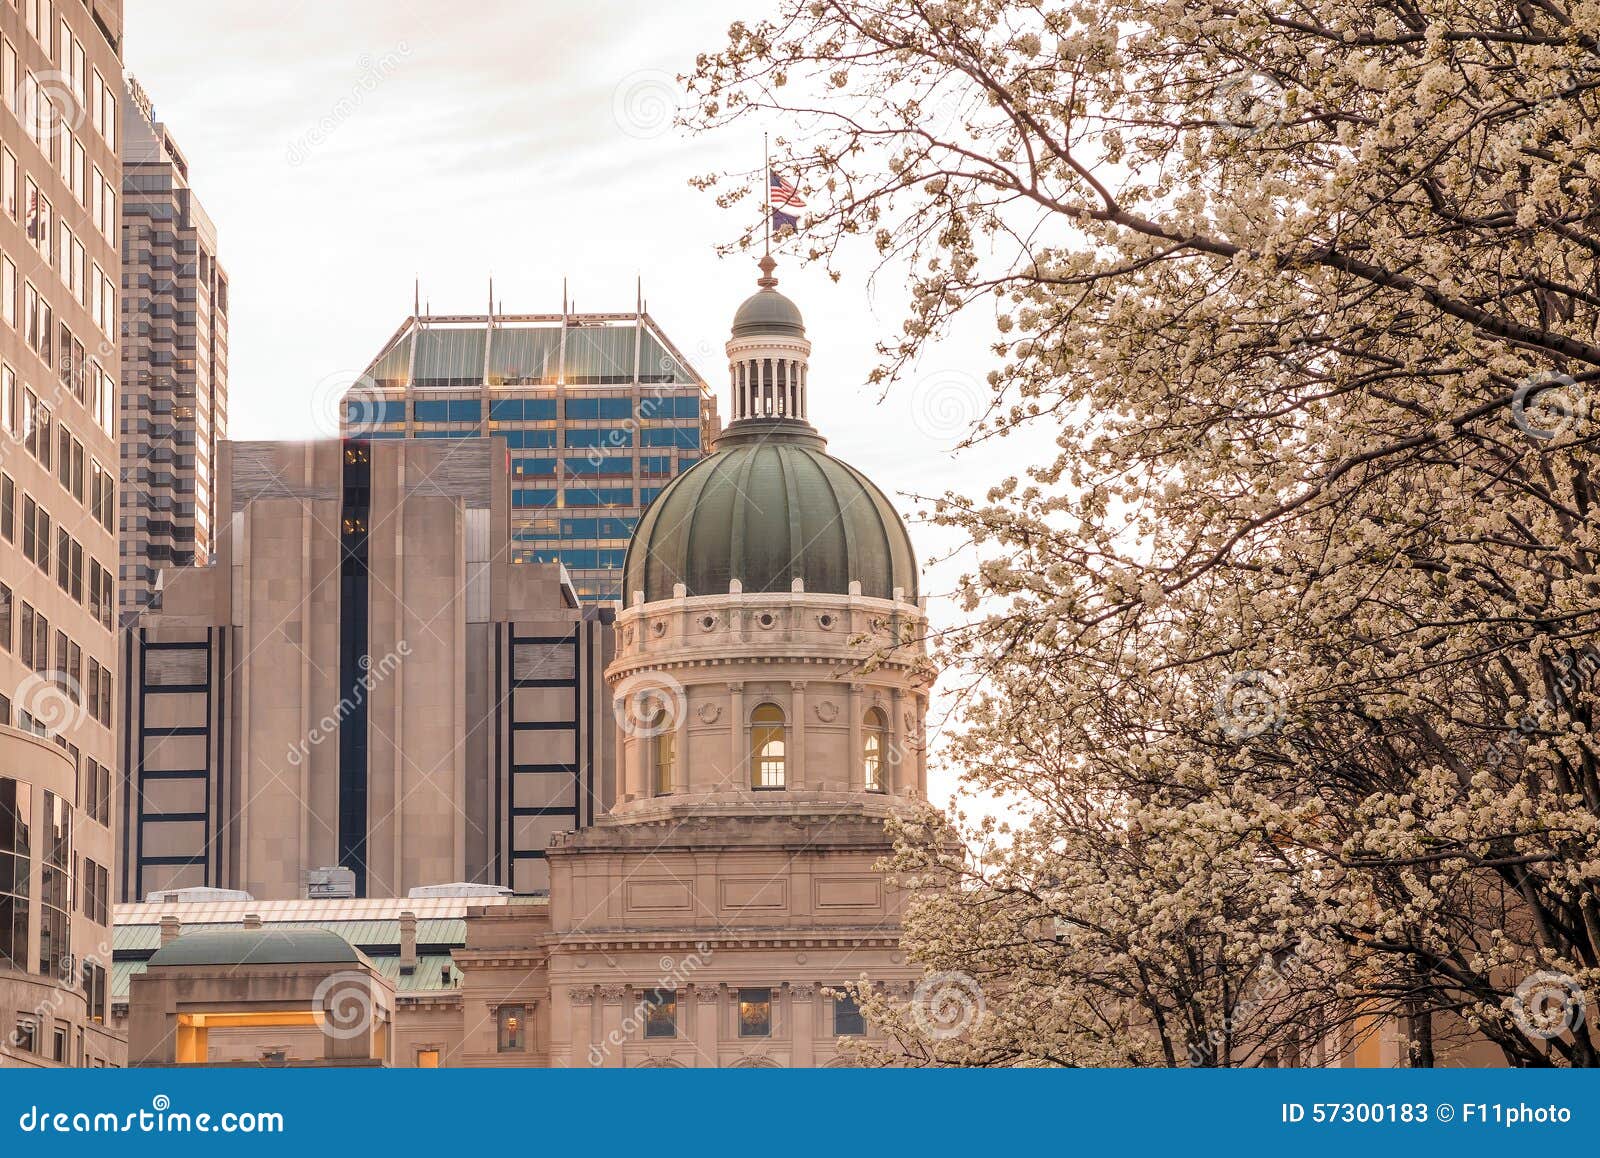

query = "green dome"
[[731, 287, 805, 338], [624, 420, 917, 604], [149, 928, 363, 968]]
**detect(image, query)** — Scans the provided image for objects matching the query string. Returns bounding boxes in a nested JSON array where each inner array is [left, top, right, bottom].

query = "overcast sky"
[[124, 1, 1032, 796]]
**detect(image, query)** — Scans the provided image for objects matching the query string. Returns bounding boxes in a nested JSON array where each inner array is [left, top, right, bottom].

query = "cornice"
[[605, 651, 918, 684]]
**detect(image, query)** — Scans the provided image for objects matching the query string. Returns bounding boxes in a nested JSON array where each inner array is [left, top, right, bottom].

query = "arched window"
[[863, 707, 888, 792], [750, 703, 786, 789], [651, 709, 675, 795]]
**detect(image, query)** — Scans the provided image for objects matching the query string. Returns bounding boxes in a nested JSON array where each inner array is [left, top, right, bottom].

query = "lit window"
[[750, 704, 786, 789], [652, 711, 675, 795], [416, 1048, 441, 1068], [496, 1005, 525, 1053], [644, 989, 677, 1038], [834, 994, 866, 1037], [863, 707, 889, 792], [738, 988, 772, 1037]]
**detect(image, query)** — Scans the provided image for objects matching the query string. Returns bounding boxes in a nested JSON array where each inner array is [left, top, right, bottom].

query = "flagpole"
[[763, 131, 770, 258]]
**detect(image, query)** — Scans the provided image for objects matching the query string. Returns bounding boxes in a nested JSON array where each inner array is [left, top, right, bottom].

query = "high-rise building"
[[0, 0, 126, 1067], [347, 298, 719, 604], [117, 75, 228, 620], [119, 437, 616, 902]]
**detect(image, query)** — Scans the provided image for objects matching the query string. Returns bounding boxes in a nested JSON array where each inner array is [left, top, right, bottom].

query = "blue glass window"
[[640, 487, 663, 505], [501, 429, 557, 449], [565, 456, 633, 476], [490, 398, 558, 422], [415, 429, 478, 439], [346, 399, 406, 425], [641, 427, 698, 449], [565, 397, 634, 421], [559, 517, 636, 538], [555, 548, 629, 570], [638, 396, 700, 420], [512, 458, 558, 478], [414, 399, 482, 423], [565, 487, 634, 507], [512, 489, 559, 509], [565, 428, 633, 448]]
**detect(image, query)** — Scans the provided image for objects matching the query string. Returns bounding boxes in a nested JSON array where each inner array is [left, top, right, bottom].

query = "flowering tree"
[[689, 0, 1600, 1065]]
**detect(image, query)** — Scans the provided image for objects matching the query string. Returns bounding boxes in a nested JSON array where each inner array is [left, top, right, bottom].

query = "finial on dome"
[[756, 254, 778, 289]]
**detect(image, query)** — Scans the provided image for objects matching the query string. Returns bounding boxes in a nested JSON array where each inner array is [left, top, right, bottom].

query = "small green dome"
[[731, 288, 805, 338], [149, 928, 363, 968], [624, 420, 917, 604]]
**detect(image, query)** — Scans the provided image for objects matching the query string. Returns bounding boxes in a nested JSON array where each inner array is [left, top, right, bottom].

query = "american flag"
[[769, 169, 804, 232]]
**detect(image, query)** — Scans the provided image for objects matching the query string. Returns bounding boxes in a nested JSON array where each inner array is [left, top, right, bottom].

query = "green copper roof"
[[731, 288, 805, 338], [147, 928, 364, 968], [624, 419, 917, 603]]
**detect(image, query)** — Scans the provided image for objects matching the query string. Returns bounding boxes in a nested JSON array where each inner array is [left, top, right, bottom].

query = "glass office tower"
[[345, 304, 718, 604]]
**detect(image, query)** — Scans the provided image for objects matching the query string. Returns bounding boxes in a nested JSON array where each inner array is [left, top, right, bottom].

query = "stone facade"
[[0, 0, 126, 1072], [119, 437, 615, 901], [0, 725, 123, 1067]]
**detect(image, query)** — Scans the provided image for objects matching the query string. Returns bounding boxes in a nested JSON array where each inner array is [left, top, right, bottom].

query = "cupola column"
[[728, 681, 745, 790], [889, 686, 905, 795], [789, 680, 807, 789], [847, 682, 863, 793]]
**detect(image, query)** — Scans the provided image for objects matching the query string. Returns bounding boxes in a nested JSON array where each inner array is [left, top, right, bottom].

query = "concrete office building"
[[346, 297, 719, 605], [119, 436, 615, 902], [117, 74, 228, 619], [0, 0, 125, 1068]]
